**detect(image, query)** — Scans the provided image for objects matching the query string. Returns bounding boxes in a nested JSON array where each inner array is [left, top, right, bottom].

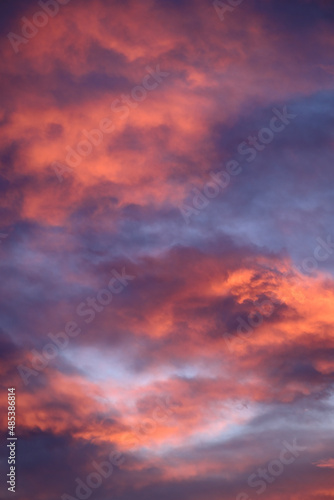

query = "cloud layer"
[[1, 1, 334, 499]]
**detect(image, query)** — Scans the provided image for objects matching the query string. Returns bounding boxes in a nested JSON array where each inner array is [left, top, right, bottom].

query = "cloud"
[[1, 1, 334, 499]]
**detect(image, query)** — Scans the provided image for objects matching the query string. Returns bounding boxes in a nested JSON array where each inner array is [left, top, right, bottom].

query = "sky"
[[0, 0, 334, 499]]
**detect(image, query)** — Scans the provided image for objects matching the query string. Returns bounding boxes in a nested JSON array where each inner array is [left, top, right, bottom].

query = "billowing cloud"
[[1, 1, 334, 499]]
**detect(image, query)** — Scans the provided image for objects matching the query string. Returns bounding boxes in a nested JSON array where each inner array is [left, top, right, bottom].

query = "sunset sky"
[[1, 1, 334, 499]]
